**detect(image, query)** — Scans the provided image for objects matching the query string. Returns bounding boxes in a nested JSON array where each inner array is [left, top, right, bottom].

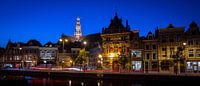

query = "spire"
[[74, 16, 82, 42], [6, 39, 12, 49], [126, 20, 128, 27]]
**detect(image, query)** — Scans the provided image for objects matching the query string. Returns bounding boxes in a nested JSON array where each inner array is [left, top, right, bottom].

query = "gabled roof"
[[102, 13, 130, 34], [27, 39, 42, 46]]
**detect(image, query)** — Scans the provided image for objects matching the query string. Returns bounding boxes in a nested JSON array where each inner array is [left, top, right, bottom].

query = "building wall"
[[102, 32, 131, 70], [39, 47, 58, 64]]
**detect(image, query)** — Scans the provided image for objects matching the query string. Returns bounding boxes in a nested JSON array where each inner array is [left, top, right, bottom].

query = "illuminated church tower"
[[74, 16, 82, 42]]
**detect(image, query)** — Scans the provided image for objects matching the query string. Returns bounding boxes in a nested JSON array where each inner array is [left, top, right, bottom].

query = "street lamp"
[[175, 42, 187, 74], [82, 41, 87, 70], [70, 60, 73, 66], [98, 54, 103, 69], [44, 60, 47, 68], [60, 38, 68, 53], [83, 41, 87, 45], [19, 47, 23, 69], [62, 60, 65, 70], [109, 53, 114, 70]]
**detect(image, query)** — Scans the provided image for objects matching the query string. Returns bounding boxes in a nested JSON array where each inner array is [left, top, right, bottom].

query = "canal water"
[[0, 75, 197, 86]]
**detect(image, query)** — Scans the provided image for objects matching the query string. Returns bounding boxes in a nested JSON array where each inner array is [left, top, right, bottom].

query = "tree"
[[118, 55, 128, 70], [75, 49, 88, 71]]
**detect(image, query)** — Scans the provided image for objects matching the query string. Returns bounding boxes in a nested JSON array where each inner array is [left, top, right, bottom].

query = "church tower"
[[74, 16, 82, 42]]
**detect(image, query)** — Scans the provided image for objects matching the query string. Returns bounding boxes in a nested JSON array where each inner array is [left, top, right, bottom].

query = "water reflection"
[[81, 82, 84, 86], [0, 75, 194, 86], [69, 80, 71, 86], [26, 77, 144, 86]]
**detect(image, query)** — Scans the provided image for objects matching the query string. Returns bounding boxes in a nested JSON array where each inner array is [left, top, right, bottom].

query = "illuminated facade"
[[101, 13, 131, 70], [74, 16, 83, 42], [4, 40, 41, 68], [157, 24, 185, 73], [130, 30, 143, 71], [39, 42, 58, 67], [185, 22, 200, 73], [142, 32, 158, 72]]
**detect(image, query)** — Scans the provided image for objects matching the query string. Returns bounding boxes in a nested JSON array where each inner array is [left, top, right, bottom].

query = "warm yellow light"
[[109, 53, 114, 58], [83, 41, 87, 45], [59, 39, 63, 42], [98, 60, 101, 63], [70, 60, 72, 63], [65, 39, 68, 42], [183, 42, 187, 46], [98, 54, 102, 58]]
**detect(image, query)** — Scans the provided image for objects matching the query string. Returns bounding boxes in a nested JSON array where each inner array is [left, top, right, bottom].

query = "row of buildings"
[[101, 13, 200, 73], [0, 13, 200, 73]]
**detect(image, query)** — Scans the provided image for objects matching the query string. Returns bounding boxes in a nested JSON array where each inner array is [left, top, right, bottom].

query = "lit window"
[[170, 48, 174, 58], [196, 49, 200, 57], [162, 48, 167, 57], [187, 62, 192, 70], [189, 49, 194, 57], [131, 50, 141, 58]]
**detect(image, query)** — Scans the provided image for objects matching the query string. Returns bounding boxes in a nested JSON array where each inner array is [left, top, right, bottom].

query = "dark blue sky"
[[0, 0, 200, 47]]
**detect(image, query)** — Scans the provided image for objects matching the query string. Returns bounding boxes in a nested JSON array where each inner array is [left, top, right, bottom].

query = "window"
[[187, 61, 192, 70], [189, 49, 194, 57], [146, 53, 150, 59], [152, 62, 158, 71], [170, 48, 174, 58], [131, 50, 141, 57], [152, 45, 156, 49], [132, 61, 142, 70], [196, 49, 200, 57], [153, 53, 156, 59], [198, 62, 200, 71], [162, 48, 167, 57], [146, 45, 149, 50]]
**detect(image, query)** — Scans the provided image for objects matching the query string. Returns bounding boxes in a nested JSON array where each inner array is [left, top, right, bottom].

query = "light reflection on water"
[[1, 75, 194, 86], [26, 77, 143, 86]]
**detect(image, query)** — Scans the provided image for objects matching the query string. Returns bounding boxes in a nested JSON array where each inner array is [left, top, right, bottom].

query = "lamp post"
[[83, 41, 87, 71], [59, 38, 68, 53], [62, 60, 64, 70], [44, 60, 47, 68], [109, 53, 114, 70], [176, 42, 187, 74], [59, 38, 68, 69], [70, 60, 73, 67], [19, 47, 23, 69], [98, 54, 103, 70]]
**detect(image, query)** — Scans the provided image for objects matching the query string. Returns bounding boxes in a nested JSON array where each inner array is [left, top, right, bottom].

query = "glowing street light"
[[109, 53, 114, 58], [183, 42, 187, 46], [70, 60, 73, 66], [44, 60, 47, 68], [83, 41, 87, 45], [62, 60, 65, 70], [60, 38, 68, 53]]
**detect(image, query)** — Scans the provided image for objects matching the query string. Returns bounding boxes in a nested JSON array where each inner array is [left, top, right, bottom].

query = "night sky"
[[0, 0, 200, 47]]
